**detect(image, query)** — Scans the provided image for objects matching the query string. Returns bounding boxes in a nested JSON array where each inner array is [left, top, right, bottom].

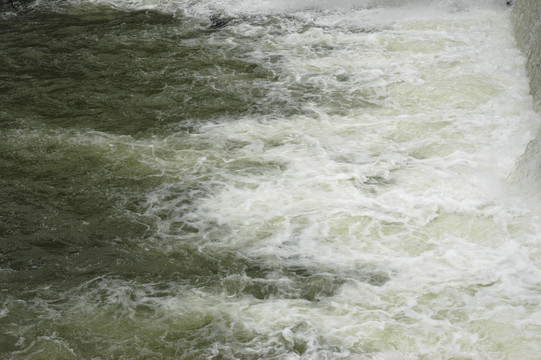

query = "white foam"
[[138, 5, 541, 357]]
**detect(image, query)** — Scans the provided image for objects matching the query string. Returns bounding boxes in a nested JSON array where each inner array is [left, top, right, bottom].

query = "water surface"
[[1, 0, 541, 358]]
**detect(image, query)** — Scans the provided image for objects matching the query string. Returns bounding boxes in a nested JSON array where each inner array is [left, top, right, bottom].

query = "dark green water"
[[0, 6, 245, 359], [0, 4, 386, 358]]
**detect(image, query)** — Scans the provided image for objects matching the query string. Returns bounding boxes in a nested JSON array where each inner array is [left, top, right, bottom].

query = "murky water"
[[1, 0, 541, 358]]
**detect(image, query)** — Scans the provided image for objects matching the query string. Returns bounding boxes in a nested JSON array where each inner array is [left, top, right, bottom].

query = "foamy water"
[[1, 0, 541, 358]]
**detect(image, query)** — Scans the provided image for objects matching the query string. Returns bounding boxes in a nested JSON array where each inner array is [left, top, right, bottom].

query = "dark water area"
[[1, 4, 382, 357], [1, 9, 266, 134], [0, 3, 383, 294], [0, 5, 277, 280]]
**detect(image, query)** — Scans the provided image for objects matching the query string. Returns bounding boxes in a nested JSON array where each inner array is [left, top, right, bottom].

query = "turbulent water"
[[1, 0, 541, 358]]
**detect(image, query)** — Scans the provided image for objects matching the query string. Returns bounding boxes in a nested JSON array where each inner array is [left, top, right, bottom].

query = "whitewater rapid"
[[1, 0, 541, 359]]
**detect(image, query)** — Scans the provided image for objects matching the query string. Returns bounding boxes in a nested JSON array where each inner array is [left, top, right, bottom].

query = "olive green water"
[[2, 1, 541, 359], [1, 5, 372, 358]]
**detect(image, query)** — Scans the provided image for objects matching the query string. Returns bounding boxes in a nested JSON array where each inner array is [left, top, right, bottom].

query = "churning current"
[[1, 0, 541, 358]]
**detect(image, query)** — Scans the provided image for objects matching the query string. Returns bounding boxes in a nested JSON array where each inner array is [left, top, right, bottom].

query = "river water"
[[1, 0, 541, 358]]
